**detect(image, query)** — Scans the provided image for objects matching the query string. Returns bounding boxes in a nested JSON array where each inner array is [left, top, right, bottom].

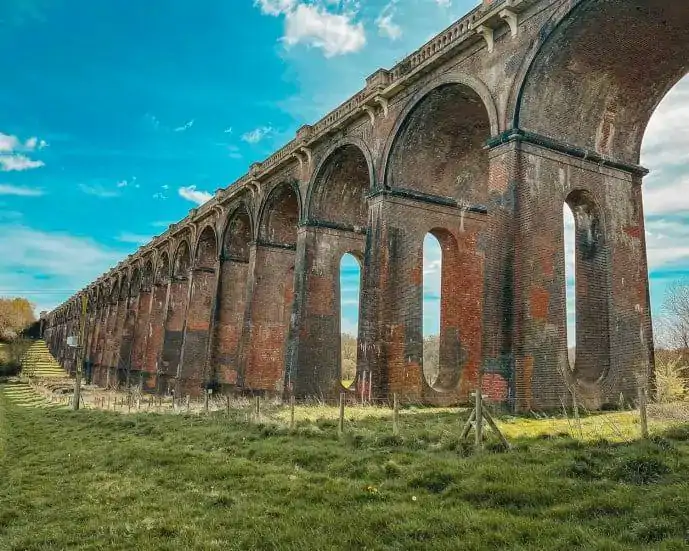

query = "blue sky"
[[0, 0, 687, 346]]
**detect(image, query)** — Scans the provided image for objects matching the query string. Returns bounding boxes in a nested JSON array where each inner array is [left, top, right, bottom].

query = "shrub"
[[654, 357, 687, 403]]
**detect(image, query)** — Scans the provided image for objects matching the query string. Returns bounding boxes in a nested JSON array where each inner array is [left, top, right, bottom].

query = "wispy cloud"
[[151, 220, 174, 228], [0, 184, 44, 197], [79, 183, 120, 198], [117, 232, 152, 245], [241, 126, 273, 144], [0, 224, 128, 313], [376, 2, 402, 40], [178, 185, 212, 205], [228, 144, 242, 159], [173, 119, 195, 132]]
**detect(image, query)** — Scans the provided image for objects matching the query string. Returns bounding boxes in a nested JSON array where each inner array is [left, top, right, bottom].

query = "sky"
[[0, 0, 687, 346]]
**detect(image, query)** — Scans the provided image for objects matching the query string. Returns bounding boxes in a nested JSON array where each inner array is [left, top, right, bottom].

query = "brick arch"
[[155, 251, 171, 285], [258, 181, 302, 247], [382, 77, 495, 203], [514, 0, 689, 165], [109, 277, 121, 303], [194, 225, 219, 270], [129, 266, 142, 296], [306, 141, 372, 229], [172, 239, 192, 278], [141, 258, 155, 292], [222, 203, 253, 261]]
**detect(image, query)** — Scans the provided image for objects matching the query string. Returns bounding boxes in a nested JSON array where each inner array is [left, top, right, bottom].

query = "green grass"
[[2, 383, 689, 550]]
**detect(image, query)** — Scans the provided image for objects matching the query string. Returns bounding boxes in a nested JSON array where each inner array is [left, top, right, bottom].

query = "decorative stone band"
[[254, 240, 297, 252], [485, 128, 649, 177], [300, 219, 368, 236], [368, 187, 489, 214]]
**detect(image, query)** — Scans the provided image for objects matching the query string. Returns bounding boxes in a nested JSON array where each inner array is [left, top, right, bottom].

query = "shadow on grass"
[[2, 383, 689, 551]]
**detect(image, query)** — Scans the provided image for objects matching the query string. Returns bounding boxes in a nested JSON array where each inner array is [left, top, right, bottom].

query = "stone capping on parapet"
[[49, 0, 528, 317]]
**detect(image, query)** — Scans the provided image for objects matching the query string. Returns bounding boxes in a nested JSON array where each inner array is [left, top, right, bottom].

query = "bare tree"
[[423, 335, 440, 387], [660, 280, 689, 360]]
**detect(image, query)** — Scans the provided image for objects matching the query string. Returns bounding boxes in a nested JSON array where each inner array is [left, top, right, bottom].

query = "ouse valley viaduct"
[[44, 0, 682, 410]]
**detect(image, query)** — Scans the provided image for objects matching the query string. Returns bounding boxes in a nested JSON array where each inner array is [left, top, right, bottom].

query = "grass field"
[[2, 382, 689, 550]]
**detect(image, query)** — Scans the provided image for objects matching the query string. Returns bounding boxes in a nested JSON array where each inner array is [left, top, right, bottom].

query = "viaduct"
[[44, 0, 682, 410]]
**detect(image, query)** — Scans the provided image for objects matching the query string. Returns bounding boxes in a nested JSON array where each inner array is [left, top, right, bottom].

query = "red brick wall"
[[213, 259, 249, 387], [143, 282, 169, 391], [244, 245, 295, 392], [179, 268, 217, 391]]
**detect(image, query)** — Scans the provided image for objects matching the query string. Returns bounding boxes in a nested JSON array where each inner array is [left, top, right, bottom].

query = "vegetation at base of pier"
[[2, 384, 689, 551]]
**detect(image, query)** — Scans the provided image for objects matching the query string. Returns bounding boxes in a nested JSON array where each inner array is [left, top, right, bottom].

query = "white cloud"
[[0, 224, 128, 313], [178, 185, 212, 205], [116, 180, 128, 188], [0, 131, 48, 155], [376, 2, 402, 41], [255, 0, 366, 57], [173, 119, 195, 132], [79, 183, 120, 198], [435, 0, 451, 7], [255, 0, 296, 17], [0, 184, 44, 197], [0, 133, 21, 153], [0, 154, 44, 172], [223, 127, 233, 134], [241, 126, 273, 144]]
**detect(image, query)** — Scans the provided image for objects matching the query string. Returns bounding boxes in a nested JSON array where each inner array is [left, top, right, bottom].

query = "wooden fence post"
[[338, 393, 345, 437], [290, 394, 295, 430], [474, 391, 483, 451], [638, 385, 649, 439], [392, 393, 400, 436]]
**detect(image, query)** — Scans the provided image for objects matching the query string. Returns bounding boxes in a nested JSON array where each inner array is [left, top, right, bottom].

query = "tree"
[[660, 279, 689, 357], [0, 298, 36, 342]]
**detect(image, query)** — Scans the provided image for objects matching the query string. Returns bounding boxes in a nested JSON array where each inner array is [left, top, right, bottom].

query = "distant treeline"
[[0, 297, 36, 343]]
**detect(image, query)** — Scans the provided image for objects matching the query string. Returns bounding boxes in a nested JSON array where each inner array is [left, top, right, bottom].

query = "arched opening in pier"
[[339, 252, 361, 389]]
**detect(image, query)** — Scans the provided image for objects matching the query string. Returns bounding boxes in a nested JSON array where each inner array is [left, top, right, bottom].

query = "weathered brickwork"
[[45, 0, 677, 410]]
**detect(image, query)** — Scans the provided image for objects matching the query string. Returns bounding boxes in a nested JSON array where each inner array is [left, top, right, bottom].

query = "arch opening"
[[386, 83, 492, 203], [310, 144, 370, 228], [260, 183, 299, 246], [563, 204, 576, 369], [195, 226, 218, 270], [173, 241, 192, 279], [224, 206, 252, 261], [339, 253, 361, 389], [422, 229, 462, 392], [565, 190, 609, 384], [518, 0, 689, 165]]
